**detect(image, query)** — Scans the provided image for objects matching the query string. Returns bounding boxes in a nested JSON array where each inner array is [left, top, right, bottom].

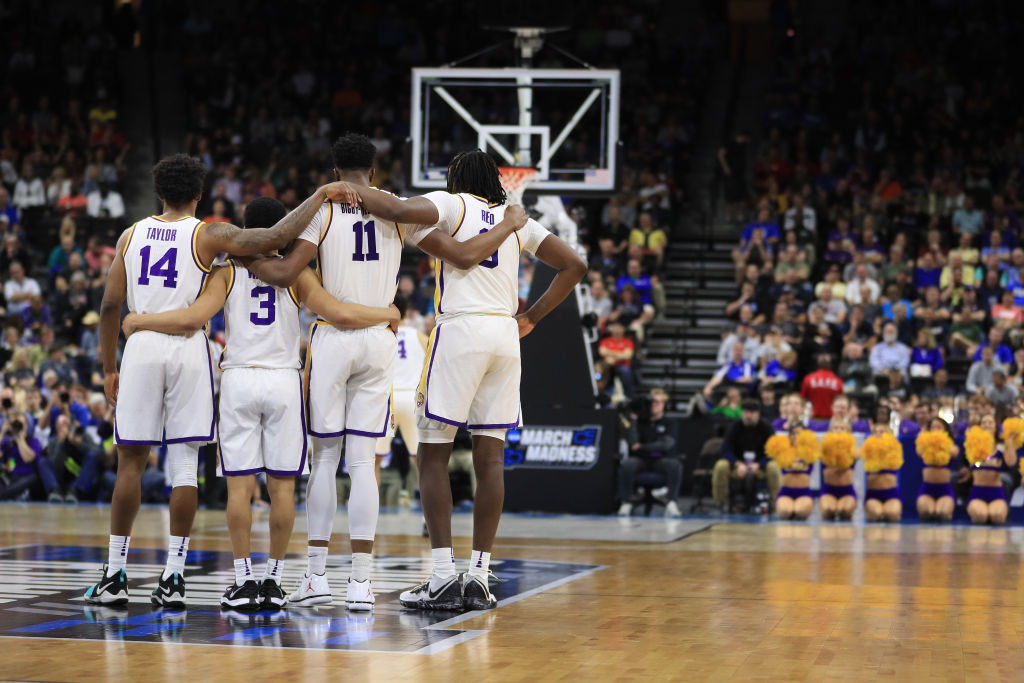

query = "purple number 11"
[[352, 220, 380, 261]]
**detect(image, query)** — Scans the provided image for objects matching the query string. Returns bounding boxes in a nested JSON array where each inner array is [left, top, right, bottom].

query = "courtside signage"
[[504, 425, 602, 470]]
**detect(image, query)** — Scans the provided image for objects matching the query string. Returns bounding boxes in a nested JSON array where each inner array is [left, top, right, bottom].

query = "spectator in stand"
[[56, 179, 88, 217], [950, 231, 981, 268], [870, 322, 911, 380], [85, 181, 125, 219], [608, 284, 655, 341], [922, 368, 957, 401], [825, 216, 859, 265], [4, 261, 40, 315], [916, 286, 951, 344], [713, 399, 779, 513], [985, 369, 1019, 409], [0, 233, 31, 275], [784, 194, 816, 235], [590, 239, 624, 280], [880, 244, 911, 286], [808, 284, 847, 325], [991, 290, 1023, 327], [918, 228, 947, 266], [629, 212, 667, 271], [48, 229, 85, 276], [760, 347, 797, 388], [914, 252, 942, 290], [981, 230, 1011, 265], [941, 253, 978, 288], [203, 197, 234, 226], [0, 408, 49, 501], [597, 321, 635, 397], [616, 259, 654, 305], [580, 279, 614, 333], [858, 223, 885, 266], [703, 341, 757, 401], [774, 244, 810, 283], [616, 389, 681, 518], [732, 225, 773, 282], [974, 326, 1013, 365], [910, 329, 943, 380], [637, 170, 671, 224], [600, 205, 631, 256], [83, 236, 116, 274], [976, 267, 1003, 311], [815, 263, 847, 300], [800, 353, 843, 419], [13, 161, 45, 211], [21, 295, 51, 332], [952, 195, 984, 237], [966, 345, 1003, 394], [0, 187, 18, 227], [716, 323, 760, 364], [838, 342, 872, 390], [846, 263, 881, 305]]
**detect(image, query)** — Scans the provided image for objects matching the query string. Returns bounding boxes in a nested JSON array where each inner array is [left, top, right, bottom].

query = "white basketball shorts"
[[417, 315, 522, 430], [305, 324, 396, 438], [218, 367, 307, 476], [114, 330, 215, 445]]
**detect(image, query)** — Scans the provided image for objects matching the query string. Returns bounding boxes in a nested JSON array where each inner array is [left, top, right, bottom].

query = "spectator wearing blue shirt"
[[616, 259, 653, 305], [952, 196, 985, 236], [914, 251, 942, 289], [20, 294, 51, 332], [910, 329, 944, 379], [973, 326, 1014, 365], [703, 341, 757, 400], [43, 384, 92, 432], [869, 322, 911, 378], [741, 208, 781, 246]]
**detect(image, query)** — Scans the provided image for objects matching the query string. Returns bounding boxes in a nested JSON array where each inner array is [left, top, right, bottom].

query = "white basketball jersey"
[[219, 262, 301, 370], [123, 216, 210, 314], [393, 325, 427, 391], [424, 192, 550, 318], [298, 198, 432, 312]]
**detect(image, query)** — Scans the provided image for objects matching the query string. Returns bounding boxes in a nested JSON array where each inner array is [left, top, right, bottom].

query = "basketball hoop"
[[499, 166, 538, 206]]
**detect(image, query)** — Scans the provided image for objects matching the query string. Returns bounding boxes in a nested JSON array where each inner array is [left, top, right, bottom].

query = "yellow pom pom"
[[863, 433, 903, 472], [795, 430, 821, 468], [916, 430, 953, 467], [964, 426, 996, 466], [1002, 417, 1024, 450], [765, 434, 795, 469], [821, 431, 857, 469]]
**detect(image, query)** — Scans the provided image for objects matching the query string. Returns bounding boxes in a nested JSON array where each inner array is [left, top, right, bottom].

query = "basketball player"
[[119, 197, 399, 611], [243, 134, 527, 610], [333, 150, 587, 610], [374, 295, 427, 491], [85, 154, 352, 608]]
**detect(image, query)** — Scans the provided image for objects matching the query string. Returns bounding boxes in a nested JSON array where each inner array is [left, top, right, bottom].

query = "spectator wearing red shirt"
[[598, 321, 635, 397], [801, 353, 843, 418]]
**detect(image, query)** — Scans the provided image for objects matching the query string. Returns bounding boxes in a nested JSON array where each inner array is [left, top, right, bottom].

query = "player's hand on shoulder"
[[505, 204, 528, 230], [121, 313, 141, 338], [322, 181, 363, 207], [515, 313, 535, 338]]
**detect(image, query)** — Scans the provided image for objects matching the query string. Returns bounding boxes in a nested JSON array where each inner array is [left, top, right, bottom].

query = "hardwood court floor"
[[3, 504, 1024, 682]]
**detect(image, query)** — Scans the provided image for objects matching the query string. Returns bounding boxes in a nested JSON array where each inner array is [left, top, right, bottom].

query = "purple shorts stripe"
[[467, 422, 518, 430], [222, 467, 264, 476]]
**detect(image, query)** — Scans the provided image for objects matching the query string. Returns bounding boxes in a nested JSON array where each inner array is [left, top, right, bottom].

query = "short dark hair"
[[243, 196, 287, 229], [741, 399, 761, 412], [393, 294, 409, 318], [331, 133, 376, 170], [446, 149, 507, 205], [152, 154, 206, 206]]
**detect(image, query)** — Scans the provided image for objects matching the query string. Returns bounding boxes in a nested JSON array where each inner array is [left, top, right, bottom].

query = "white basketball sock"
[[351, 552, 372, 582], [163, 535, 188, 579], [431, 547, 456, 582], [307, 546, 328, 576], [468, 550, 491, 579], [264, 558, 284, 584], [345, 435, 379, 543], [107, 535, 130, 575], [233, 557, 252, 585], [306, 437, 341, 544]]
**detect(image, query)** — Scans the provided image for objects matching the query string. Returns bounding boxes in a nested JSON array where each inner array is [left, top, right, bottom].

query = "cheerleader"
[[771, 394, 804, 433], [862, 426, 903, 522], [769, 425, 818, 520], [915, 418, 958, 522], [964, 415, 1019, 525], [820, 421, 858, 521]]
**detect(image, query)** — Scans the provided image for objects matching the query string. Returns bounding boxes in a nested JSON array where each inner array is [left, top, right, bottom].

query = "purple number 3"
[[478, 229, 498, 269], [250, 286, 276, 325]]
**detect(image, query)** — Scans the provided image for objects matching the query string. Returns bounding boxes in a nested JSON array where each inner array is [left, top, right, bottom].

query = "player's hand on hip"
[[104, 371, 119, 408], [322, 181, 362, 207], [121, 313, 140, 338], [516, 313, 535, 338], [505, 204, 528, 230], [387, 304, 401, 333]]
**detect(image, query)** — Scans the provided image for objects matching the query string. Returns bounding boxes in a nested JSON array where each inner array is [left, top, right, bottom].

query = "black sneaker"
[[220, 580, 261, 612], [399, 575, 463, 611], [259, 580, 287, 611], [151, 572, 186, 609], [462, 573, 497, 610], [84, 564, 128, 605]]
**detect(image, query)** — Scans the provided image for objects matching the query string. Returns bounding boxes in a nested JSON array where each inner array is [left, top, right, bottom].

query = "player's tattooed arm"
[[417, 205, 529, 269], [121, 267, 231, 338], [516, 234, 587, 338], [241, 240, 318, 288], [293, 268, 400, 330], [99, 228, 131, 405]]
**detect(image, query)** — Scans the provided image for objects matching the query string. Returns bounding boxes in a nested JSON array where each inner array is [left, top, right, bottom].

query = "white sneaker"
[[665, 500, 681, 518], [346, 578, 374, 611], [617, 502, 633, 517], [288, 572, 332, 606]]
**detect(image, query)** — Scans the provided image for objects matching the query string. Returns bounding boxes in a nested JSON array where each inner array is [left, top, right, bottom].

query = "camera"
[[1, 398, 11, 410], [59, 391, 70, 404], [73, 425, 86, 439], [10, 420, 23, 434]]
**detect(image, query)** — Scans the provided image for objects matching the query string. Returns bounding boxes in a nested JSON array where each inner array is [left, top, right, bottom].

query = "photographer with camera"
[[713, 399, 780, 513], [0, 404, 50, 501], [45, 414, 102, 502], [38, 383, 91, 434], [617, 389, 682, 517]]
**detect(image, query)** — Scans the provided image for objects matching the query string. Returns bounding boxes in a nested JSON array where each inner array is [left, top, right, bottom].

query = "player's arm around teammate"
[[121, 267, 399, 337], [241, 200, 528, 288]]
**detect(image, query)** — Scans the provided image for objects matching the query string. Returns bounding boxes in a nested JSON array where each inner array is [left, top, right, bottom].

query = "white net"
[[499, 166, 538, 206]]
